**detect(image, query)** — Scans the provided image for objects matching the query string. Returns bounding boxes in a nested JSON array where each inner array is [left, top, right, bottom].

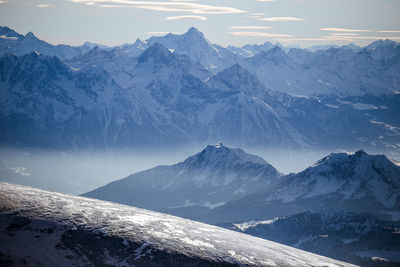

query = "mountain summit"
[[84, 144, 281, 216]]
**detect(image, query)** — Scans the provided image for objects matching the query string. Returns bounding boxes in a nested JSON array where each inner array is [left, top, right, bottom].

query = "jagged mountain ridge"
[[1, 26, 400, 153], [0, 182, 355, 267], [0, 26, 92, 60]]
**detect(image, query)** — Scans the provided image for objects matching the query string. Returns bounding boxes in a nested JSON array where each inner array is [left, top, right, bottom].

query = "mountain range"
[[84, 144, 400, 266], [85, 144, 400, 223], [1, 26, 399, 155]]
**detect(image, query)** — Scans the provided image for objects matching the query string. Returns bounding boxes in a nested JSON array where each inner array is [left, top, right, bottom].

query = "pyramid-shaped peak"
[[184, 27, 206, 40], [187, 27, 202, 35], [24, 31, 37, 39], [137, 42, 172, 62]]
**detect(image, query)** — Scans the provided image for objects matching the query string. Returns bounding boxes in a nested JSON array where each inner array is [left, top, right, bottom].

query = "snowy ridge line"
[[0, 182, 356, 266]]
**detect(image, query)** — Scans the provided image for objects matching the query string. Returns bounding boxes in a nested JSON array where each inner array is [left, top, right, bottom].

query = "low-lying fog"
[[0, 145, 395, 195]]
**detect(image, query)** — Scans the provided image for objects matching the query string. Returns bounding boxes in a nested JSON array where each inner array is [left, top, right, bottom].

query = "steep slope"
[[225, 210, 400, 267], [0, 182, 355, 267], [84, 143, 281, 215], [206, 150, 400, 224]]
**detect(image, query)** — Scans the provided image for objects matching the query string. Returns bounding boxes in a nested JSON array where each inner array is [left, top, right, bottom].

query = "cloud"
[[330, 36, 400, 40], [276, 35, 400, 43], [320, 27, 371, 32], [378, 30, 400, 33], [37, 4, 51, 7], [69, 0, 245, 14], [230, 26, 271, 30], [0, 0, 8, 3], [256, 0, 276, 2], [166, 15, 207, 20], [228, 31, 292, 37], [259, 17, 306, 22], [331, 33, 359, 36]]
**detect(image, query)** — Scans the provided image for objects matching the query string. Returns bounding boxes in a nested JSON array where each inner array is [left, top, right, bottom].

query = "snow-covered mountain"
[[206, 150, 400, 224], [227, 41, 275, 57], [0, 51, 187, 149], [146, 27, 238, 71], [84, 143, 282, 214], [239, 41, 400, 96], [1, 26, 400, 154], [264, 150, 400, 210], [0, 182, 355, 267], [0, 26, 90, 60], [224, 210, 400, 266]]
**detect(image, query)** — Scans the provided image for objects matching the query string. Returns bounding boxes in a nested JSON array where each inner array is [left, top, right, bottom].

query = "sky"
[[0, 0, 400, 48]]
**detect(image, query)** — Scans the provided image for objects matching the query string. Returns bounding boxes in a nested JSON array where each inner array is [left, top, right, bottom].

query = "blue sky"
[[1, 0, 400, 47]]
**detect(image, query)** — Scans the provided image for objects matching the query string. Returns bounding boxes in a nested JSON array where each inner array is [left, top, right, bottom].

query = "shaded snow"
[[0, 182, 356, 267]]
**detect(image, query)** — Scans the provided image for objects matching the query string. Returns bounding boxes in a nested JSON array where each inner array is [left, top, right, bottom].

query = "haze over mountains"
[[1, 24, 400, 266], [1, 26, 399, 158], [85, 144, 400, 266]]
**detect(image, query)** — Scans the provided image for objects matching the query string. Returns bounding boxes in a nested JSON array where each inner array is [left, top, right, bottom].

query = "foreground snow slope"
[[0, 182, 355, 266]]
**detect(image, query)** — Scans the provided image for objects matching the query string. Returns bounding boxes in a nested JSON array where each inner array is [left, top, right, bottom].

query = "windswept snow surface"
[[0, 182, 356, 266]]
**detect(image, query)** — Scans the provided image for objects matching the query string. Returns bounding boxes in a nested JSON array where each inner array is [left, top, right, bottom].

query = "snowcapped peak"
[[182, 27, 208, 43], [0, 26, 22, 39], [183, 144, 270, 168], [367, 39, 397, 49], [24, 31, 37, 40], [186, 27, 202, 36]]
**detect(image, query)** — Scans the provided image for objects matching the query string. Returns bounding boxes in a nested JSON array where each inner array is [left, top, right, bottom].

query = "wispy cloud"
[[320, 27, 371, 32], [228, 31, 292, 37], [331, 33, 359, 36], [259, 17, 306, 22], [37, 4, 51, 7], [0, 1, 8, 3], [277, 35, 400, 43], [330, 36, 400, 40], [166, 15, 206, 20], [69, 0, 245, 14], [230, 26, 271, 30], [378, 30, 400, 33]]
